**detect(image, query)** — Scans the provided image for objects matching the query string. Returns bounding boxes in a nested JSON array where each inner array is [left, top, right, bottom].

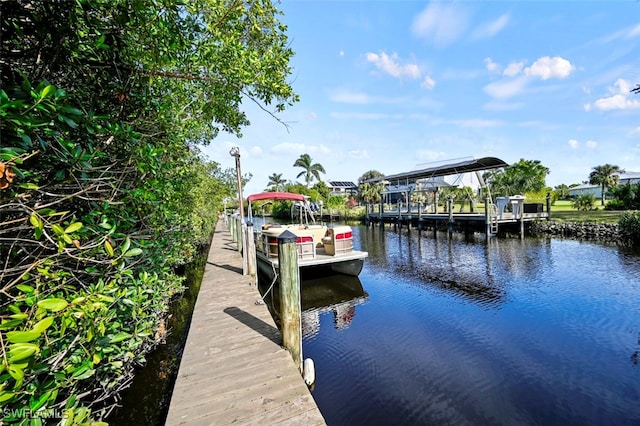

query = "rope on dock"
[[256, 262, 279, 305]]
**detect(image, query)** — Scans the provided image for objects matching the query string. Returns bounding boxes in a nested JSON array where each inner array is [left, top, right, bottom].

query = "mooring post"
[[278, 230, 302, 372], [246, 221, 256, 281], [485, 197, 491, 239], [447, 196, 453, 236], [546, 192, 551, 221], [229, 214, 235, 240], [365, 204, 370, 226], [236, 217, 243, 253]]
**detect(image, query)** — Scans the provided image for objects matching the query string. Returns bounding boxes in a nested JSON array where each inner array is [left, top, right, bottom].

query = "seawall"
[[529, 220, 620, 242]]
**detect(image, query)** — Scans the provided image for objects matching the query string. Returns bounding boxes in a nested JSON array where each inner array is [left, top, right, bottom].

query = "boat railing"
[[256, 229, 317, 260]]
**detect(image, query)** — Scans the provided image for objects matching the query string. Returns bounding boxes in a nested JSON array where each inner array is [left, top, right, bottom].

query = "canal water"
[[262, 224, 640, 426]]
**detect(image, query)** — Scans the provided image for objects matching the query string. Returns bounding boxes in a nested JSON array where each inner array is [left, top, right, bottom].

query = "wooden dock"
[[366, 207, 549, 238], [165, 221, 325, 425]]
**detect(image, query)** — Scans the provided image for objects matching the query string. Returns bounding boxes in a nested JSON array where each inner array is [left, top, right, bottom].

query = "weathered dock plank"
[[165, 221, 325, 426]]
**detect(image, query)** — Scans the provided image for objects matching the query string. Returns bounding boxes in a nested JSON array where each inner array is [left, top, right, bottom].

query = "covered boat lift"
[[363, 156, 551, 238]]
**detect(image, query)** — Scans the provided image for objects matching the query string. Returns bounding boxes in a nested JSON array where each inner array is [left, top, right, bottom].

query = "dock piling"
[[278, 230, 303, 372], [246, 222, 256, 281]]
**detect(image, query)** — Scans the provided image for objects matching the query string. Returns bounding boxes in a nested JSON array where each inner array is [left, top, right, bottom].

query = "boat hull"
[[256, 250, 367, 283]]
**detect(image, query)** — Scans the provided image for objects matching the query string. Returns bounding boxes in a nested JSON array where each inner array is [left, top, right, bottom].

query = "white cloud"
[[594, 94, 639, 110], [484, 57, 499, 73], [568, 139, 579, 149], [421, 75, 436, 90], [484, 56, 574, 100], [599, 23, 640, 44], [627, 24, 640, 39], [329, 88, 408, 105], [249, 146, 263, 158], [588, 78, 640, 111], [348, 150, 369, 159], [503, 61, 525, 77], [586, 140, 598, 148], [524, 56, 575, 80], [366, 51, 421, 79], [472, 13, 510, 40], [411, 2, 470, 47], [339, 50, 345, 57], [484, 76, 528, 99]]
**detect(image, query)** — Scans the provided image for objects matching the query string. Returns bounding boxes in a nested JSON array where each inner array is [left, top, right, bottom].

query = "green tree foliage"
[[589, 164, 623, 206], [312, 181, 331, 200], [293, 153, 326, 187], [554, 184, 571, 200], [357, 170, 385, 204], [266, 173, 286, 191], [1, 0, 296, 420], [484, 159, 549, 197]]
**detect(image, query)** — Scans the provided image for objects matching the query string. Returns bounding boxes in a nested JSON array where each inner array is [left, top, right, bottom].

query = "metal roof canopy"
[[365, 156, 508, 185]]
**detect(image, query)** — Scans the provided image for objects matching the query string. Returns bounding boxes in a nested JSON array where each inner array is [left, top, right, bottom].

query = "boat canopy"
[[247, 192, 306, 203], [364, 156, 508, 185]]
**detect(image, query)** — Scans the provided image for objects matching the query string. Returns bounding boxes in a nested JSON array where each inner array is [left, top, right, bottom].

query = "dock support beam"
[[278, 230, 303, 372]]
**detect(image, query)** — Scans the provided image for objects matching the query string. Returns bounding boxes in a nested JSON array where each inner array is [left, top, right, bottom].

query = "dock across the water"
[[365, 197, 550, 238], [165, 221, 325, 425]]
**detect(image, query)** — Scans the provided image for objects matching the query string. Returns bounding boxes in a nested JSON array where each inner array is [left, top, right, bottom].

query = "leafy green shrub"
[[604, 199, 626, 211], [619, 211, 640, 246], [572, 194, 597, 211], [609, 183, 640, 210]]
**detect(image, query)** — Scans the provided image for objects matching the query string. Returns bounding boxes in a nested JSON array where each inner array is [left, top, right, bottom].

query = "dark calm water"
[[289, 225, 640, 426]]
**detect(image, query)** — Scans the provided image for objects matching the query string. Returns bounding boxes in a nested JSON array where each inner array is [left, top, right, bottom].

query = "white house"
[[568, 171, 640, 198]]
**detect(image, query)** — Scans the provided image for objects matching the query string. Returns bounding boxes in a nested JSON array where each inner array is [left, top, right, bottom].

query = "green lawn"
[[549, 200, 623, 223]]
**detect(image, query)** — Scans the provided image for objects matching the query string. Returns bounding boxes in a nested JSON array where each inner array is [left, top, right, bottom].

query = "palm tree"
[[293, 153, 326, 187], [589, 164, 623, 206], [553, 184, 570, 200], [357, 170, 385, 204], [267, 173, 286, 191]]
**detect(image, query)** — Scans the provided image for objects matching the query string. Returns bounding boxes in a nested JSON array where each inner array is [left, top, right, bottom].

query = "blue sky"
[[203, 1, 640, 196]]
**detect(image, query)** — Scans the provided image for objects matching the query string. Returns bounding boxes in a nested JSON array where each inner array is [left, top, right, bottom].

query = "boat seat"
[[262, 223, 282, 230]]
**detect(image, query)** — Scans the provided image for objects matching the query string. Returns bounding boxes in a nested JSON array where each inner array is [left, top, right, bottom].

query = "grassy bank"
[[549, 200, 624, 223]]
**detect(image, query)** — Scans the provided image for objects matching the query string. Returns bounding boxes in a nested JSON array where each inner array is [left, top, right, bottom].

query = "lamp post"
[[229, 147, 244, 223], [229, 147, 249, 276]]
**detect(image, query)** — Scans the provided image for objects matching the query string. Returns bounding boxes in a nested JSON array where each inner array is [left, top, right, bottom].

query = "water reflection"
[[358, 226, 555, 307], [304, 224, 640, 426], [258, 272, 368, 334], [300, 275, 368, 338]]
